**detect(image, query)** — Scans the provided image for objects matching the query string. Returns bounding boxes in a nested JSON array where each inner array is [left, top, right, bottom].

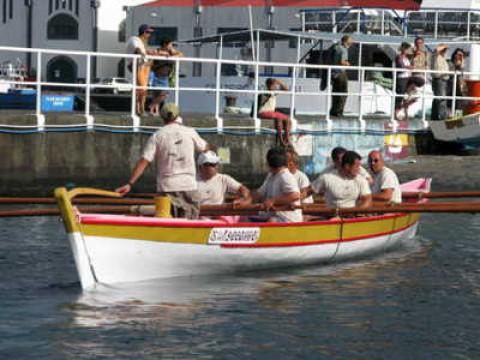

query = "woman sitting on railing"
[[256, 78, 292, 146]]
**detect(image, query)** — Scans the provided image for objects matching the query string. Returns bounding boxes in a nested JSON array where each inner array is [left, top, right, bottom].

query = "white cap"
[[197, 151, 220, 166]]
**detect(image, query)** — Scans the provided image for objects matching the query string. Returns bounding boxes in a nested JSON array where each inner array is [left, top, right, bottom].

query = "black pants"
[[330, 72, 348, 117], [432, 78, 448, 121]]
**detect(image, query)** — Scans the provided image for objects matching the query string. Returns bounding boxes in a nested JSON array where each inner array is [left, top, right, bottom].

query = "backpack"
[[320, 44, 337, 91]]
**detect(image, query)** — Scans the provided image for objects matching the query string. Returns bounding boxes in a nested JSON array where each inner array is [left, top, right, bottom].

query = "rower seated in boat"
[[319, 146, 373, 186], [251, 147, 302, 223], [368, 150, 402, 204], [310, 150, 372, 213], [196, 151, 251, 206], [286, 147, 313, 204]]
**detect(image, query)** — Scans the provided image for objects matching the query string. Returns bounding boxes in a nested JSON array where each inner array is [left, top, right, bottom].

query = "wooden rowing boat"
[[54, 178, 431, 290]]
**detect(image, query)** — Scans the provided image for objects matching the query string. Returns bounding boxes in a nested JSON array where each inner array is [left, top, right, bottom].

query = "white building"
[[0, 0, 150, 83]]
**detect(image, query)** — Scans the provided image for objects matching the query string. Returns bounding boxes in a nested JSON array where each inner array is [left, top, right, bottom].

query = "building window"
[[46, 55, 78, 83], [2, 0, 6, 24], [9, 0, 12, 19], [117, 59, 125, 78], [118, 19, 126, 43], [47, 13, 79, 40], [289, 28, 301, 48], [49, 0, 53, 15], [217, 27, 247, 48], [149, 27, 178, 47]]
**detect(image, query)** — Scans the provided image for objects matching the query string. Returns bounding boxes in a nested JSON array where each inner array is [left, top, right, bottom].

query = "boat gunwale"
[[78, 212, 407, 229]]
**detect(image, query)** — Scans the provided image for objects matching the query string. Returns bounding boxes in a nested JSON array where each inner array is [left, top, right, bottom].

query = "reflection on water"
[[1, 214, 480, 359]]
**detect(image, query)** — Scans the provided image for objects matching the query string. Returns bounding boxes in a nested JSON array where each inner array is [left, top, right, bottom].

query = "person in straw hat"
[[431, 43, 450, 120]]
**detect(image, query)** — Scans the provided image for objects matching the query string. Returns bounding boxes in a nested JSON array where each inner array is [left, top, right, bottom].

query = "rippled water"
[[1, 214, 479, 359]]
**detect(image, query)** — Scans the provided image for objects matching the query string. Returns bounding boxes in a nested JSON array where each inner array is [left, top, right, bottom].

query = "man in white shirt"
[[286, 147, 313, 204], [319, 146, 373, 185], [116, 103, 211, 218], [252, 147, 302, 222], [126, 24, 155, 116], [368, 150, 402, 204], [311, 150, 372, 209], [197, 151, 251, 206]]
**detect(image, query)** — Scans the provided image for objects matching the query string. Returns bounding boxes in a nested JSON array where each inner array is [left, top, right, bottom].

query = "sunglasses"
[[368, 158, 380, 163], [202, 163, 217, 167]]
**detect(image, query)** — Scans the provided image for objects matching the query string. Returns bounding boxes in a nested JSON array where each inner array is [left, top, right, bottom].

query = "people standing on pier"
[[126, 24, 155, 117], [257, 78, 292, 146], [449, 48, 468, 114], [411, 36, 429, 86], [149, 38, 184, 116], [196, 151, 251, 206], [367, 150, 402, 204], [310, 151, 372, 210], [251, 147, 302, 222], [431, 44, 450, 121], [394, 42, 414, 119], [329, 35, 353, 118], [286, 147, 313, 204], [116, 103, 211, 218]]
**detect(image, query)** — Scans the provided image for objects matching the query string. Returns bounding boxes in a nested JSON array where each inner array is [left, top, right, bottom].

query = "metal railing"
[[0, 45, 478, 135], [300, 8, 480, 40]]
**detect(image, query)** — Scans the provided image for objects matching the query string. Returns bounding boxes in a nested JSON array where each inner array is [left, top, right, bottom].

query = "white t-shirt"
[[197, 173, 242, 205], [142, 123, 208, 192], [257, 168, 302, 222], [291, 169, 314, 204], [311, 169, 371, 208], [371, 166, 402, 204], [126, 36, 146, 56]]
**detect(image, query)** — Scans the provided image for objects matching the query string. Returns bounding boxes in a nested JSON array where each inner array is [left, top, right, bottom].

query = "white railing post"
[[253, 63, 260, 134], [390, 68, 398, 132], [174, 58, 180, 106], [215, 37, 224, 134], [451, 71, 458, 117], [356, 11, 361, 33], [35, 51, 45, 131], [290, 65, 298, 133], [421, 69, 428, 129], [358, 68, 366, 131], [381, 10, 385, 35], [85, 54, 94, 130], [434, 11, 439, 39], [325, 66, 332, 132], [467, 11, 471, 41], [130, 56, 140, 131]]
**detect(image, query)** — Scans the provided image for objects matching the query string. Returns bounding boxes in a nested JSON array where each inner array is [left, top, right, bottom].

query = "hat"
[[138, 24, 154, 35], [436, 43, 448, 52], [198, 151, 220, 166], [160, 103, 180, 120]]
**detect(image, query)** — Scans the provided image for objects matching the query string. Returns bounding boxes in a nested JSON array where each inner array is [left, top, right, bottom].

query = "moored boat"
[[55, 178, 431, 290]]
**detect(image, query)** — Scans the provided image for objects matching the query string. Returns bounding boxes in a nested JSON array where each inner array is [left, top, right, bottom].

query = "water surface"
[[0, 214, 479, 359]]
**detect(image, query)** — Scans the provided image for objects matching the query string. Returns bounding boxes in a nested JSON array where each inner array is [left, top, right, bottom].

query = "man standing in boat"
[[116, 103, 211, 218], [196, 150, 251, 206], [330, 35, 353, 118], [252, 147, 302, 222], [367, 150, 402, 204], [311, 151, 372, 209]]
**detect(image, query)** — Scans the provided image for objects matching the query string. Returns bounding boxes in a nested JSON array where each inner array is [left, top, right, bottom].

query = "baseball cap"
[[198, 151, 220, 166], [138, 24, 154, 35], [160, 103, 180, 120]]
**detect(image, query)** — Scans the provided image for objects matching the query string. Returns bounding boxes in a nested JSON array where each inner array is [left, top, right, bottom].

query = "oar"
[[402, 191, 480, 199], [0, 197, 155, 205], [0, 206, 132, 217]]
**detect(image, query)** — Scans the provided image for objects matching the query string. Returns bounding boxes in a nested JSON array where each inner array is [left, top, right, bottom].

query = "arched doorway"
[[47, 56, 77, 83]]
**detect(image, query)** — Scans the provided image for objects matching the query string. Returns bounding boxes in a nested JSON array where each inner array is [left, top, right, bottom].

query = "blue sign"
[[41, 95, 74, 112]]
